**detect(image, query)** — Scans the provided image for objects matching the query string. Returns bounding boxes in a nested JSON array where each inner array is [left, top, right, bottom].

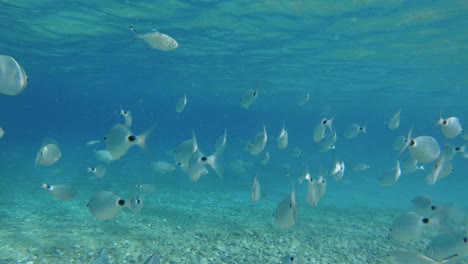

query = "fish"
[[176, 94, 187, 113], [0, 126, 4, 139], [260, 151, 270, 165], [128, 194, 144, 214], [250, 176, 261, 202], [289, 147, 304, 157], [425, 232, 468, 262], [240, 80, 259, 109], [91, 248, 109, 264], [313, 117, 334, 143], [42, 183, 77, 200], [277, 122, 288, 150], [120, 106, 132, 127], [282, 252, 304, 264], [436, 116, 463, 139], [352, 163, 370, 172], [87, 166, 106, 178], [387, 249, 457, 264], [399, 128, 440, 163], [296, 91, 310, 108], [273, 187, 298, 229], [215, 129, 227, 155], [35, 138, 62, 167], [94, 149, 117, 164], [426, 154, 446, 185], [388, 109, 401, 130], [245, 124, 267, 155], [0, 55, 28, 96], [401, 156, 424, 174], [174, 132, 199, 170], [318, 130, 337, 152], [442, 143, 465, 160], [306, 177, 319, 207], [86, 140, 100, 146], [411, 195, 437, 216], [87, 191, 128, 220], [143, 254, 161, 264], [129, 26, 178, 51], [389, 211, 432, 242], [329, 160, 345, 181], [378, 160, 401, 187], [104, 123, 155, 159], [186, 148, 222, 181], [136, 184, 156, 193], [393, 136, 407, 151], [343, 123, 366, 139], [150, 161, 176, 174]]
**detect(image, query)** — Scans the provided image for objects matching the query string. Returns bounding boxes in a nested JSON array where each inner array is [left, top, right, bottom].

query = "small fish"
[[411, 195, 437, 216], [260, 151, 270, 165], [88, 166, 106, 178], [399, 128, 441, 164], [94, 149, 117, 164], [86, 140, 100, 146], [393, 136, 407, 151], [277, 122, 288, 150], [329, 160, 345, 181], [389, 211, 432, 242], [87, 191, 128, 220], [150, 161, 176, 174], [289, 147, 304, 158], [313, 117, 334, 143], [176, 94, 187, 113], [388, 109, 401, 130], [251, 176, 261, 203], [0, 126, 4, 139], [343, 123, 366, 139], [245, 124, 267, 155], [387, 249, 457, 264], [104, 123, 155, 159], [129, 26, 178, 51], [0, 55, 28, 96], [35, 139, 62, 167], [273, 187, 298, 229], [318, 130, 337, 152], [128, 194, 144, 214], [186, 147, 222, 181], [425, 232, 468, 262], [42, 183, 77, 200], [143, 254, 161, 264], [120, 106, 132, 127], [426, 154, 446, 185], [174, 132, 199, 170], [282, 252, 304, 264], [352, 163, 370, 172], [378, 160, 401, 187], [436, 116, 463, 139], [215, 129, 228, 155], [136, 183, 156, 193], [240, 81, 259, 109], [401, 156, 424, 174], [306, 177, 319, 207], [91, 248, 109, 264], [296, 92, 310, 108], [442, 143, 465, 160]]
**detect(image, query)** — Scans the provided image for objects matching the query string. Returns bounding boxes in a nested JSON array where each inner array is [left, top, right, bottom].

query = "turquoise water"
[[1, 1, 468, 263]]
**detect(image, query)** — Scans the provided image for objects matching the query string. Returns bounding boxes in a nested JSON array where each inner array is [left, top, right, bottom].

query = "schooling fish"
[[343, 123, 366, 139], [150, 161, 176, 174], [176, 94, 187, 113], [389, 211, 432, 242], [378, 160, 401, 187], [436, 116, 463, 139], [388, 109, 401, 130], [94, 149, 117, 164], [87, 191, 128, 220], [296, 91, 310, 108], [35, 138, 62, 167], [274, 187, 298, 229], [260, 151, 270, 165], [277, 122, 288, 150], [0, 55, 28, 96], [120, 106, 132, 127], [88, 166, 106, 178], [128, 194, 144, 214], [136, 183, 156, 193], [129, 26, 178, 51], [42, 183, 77, 200], [143, 254, 161, 264], [0, 126, 4, 139], [425, 232, 468, 262], [215, 128, 228, 155], [240, 80, 259, 109], [250, 175, 261, 203], [245, 124, 267, 155], [387, 249, 457, 264], [399, 128, 440, 164], [329, 160, 345, 181], [174, 132, 199, 171], [104, 123, 155, 159], [313, 117, 334, 143]]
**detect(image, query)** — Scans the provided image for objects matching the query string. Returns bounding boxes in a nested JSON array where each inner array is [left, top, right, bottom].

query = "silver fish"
[[176, 94, 187, 113], [150, 161, 176, 174], [313, 117, 334, 143], [88, 166, 106, 178], [0, 126, 4, 139], [120, 106, 132, 127], [296, 91, 310, 108], [425, 232, 468, 262], [260, 151, 270, 165], [274, 188, 298, 229], [277, 122, 288, 150], [42, 183, 77, 200], [245, 124, 267, 155], [240, 80, 259, 109], [436, 116, 463, 139], [35, 139, 62, 167], [387, 249, 457, 264], [388, 109, 401, 130], [251, 176, 261, 203], [129, 26, 178, 51], [0, 55, 28, 96], [105, 123, 155, 159], [343, 123, 366, 139], [378, 160, 401, 187], [389, 211, 431, 242], [87, 191, 127, 220], [136, 183, 156, 193]]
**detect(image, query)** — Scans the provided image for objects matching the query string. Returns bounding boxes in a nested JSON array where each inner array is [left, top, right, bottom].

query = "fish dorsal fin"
[[128, 25, 141, 43]]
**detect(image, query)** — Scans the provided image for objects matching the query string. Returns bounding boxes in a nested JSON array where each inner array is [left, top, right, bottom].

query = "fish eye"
[[322, 120, 327, 125], [137, 199, 141, 204], [253, 91, 256, 96], [422, 218, 430, 224], [431, 205, 437, 210], [201, 156, 207, 162], [290, 256, 294, 261], [118, 199, 125, 206], [443, 120, 448, 125], [103, 137, 107, 141], [464, 237, 467, 243], [128, 135, 137, 142], [410, 140, 415, 146]]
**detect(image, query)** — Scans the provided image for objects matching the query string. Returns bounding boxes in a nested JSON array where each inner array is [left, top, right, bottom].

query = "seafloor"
[[1, 176, 467, 264]]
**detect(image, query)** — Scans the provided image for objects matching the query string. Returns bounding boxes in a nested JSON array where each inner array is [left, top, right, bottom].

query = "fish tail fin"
[[207, 150, 224, 179], [128, 26, 141, 43], [137, 124, 157, 151]]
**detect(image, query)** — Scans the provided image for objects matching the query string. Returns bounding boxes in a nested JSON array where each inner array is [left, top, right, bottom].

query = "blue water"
[[1, 1, 468, 263]]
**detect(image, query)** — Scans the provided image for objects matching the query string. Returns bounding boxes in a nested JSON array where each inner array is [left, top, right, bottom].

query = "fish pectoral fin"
[[128, 36, 139, 44]]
